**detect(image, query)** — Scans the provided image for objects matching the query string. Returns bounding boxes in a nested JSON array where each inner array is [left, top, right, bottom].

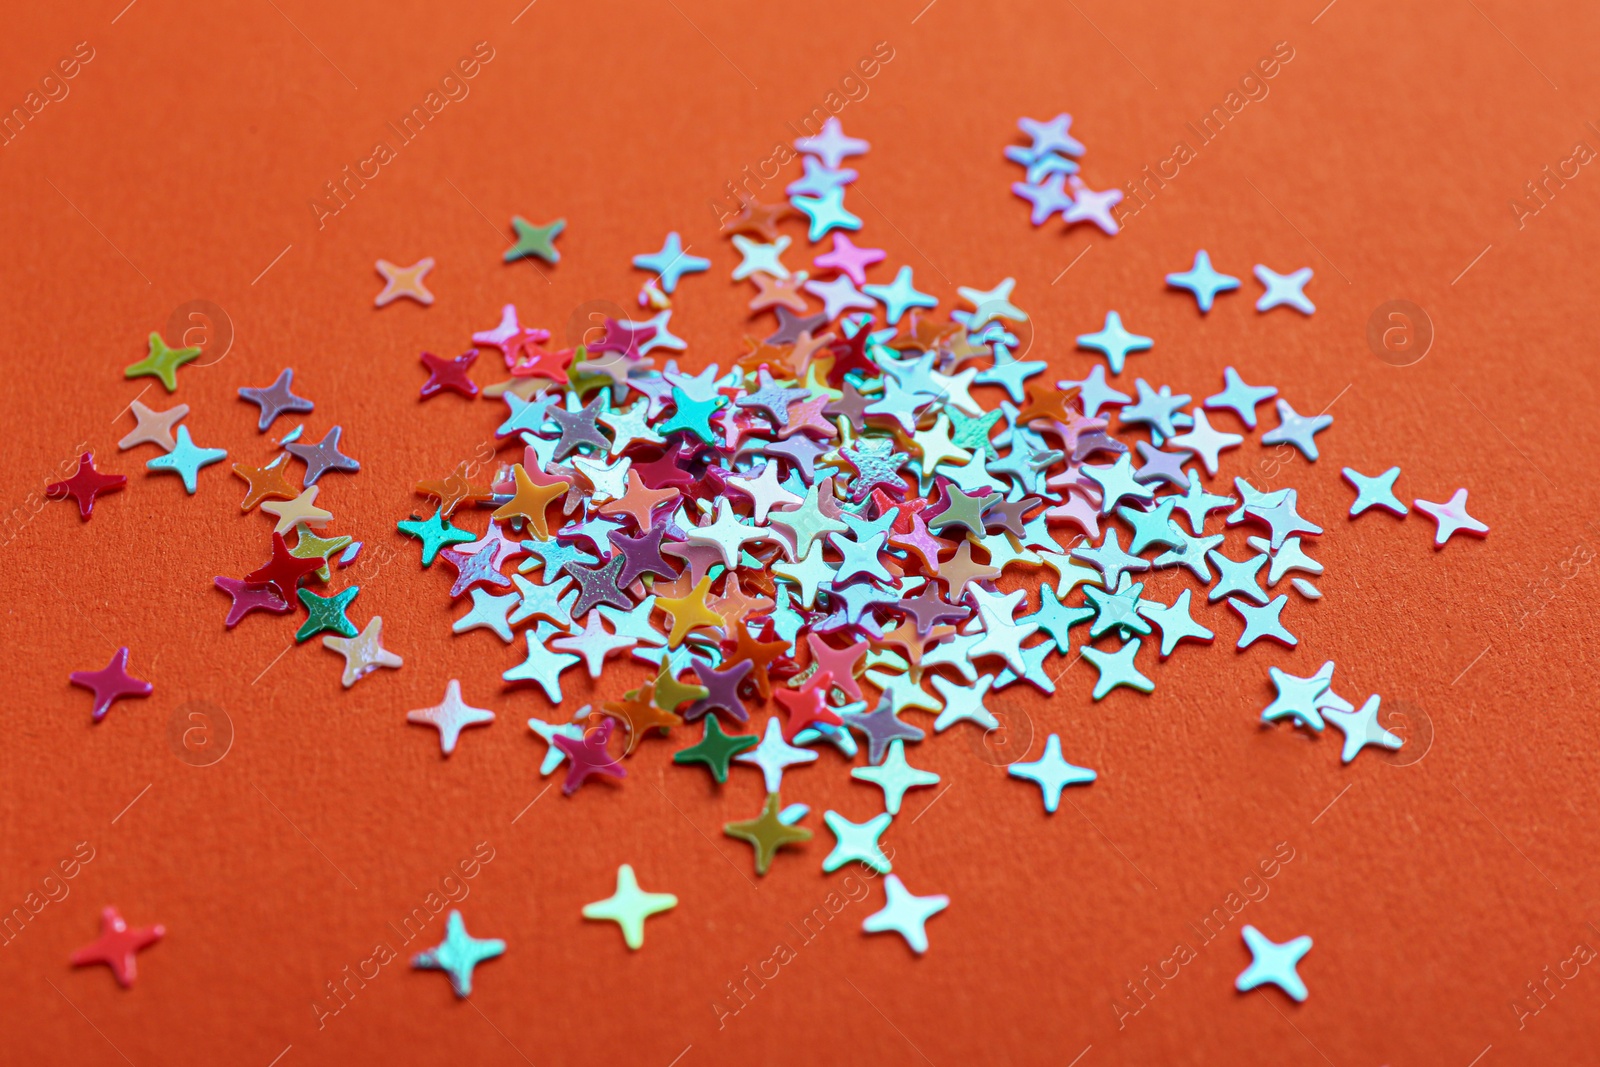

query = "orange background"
[[2, 1, 1598, 1064]]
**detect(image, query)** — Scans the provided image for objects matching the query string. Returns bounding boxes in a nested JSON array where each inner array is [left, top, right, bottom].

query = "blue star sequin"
[[1166, 250, 1240, 313], [1076, 311, 1152, 375], [632, 232, 710, 293]]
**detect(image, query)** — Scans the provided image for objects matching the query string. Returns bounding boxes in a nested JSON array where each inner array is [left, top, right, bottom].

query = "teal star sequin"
[[1076, 311, 1152, 375], [1136, 588, 1215, 657], [529, 715, 586, 775], [1079, 637, 1154, 699], [412, 910, 505, 997], [656, 387, 725, 444], [146, 426, 226, 493], [1342, 466, 1408, 517], [1229, 594, 1297, 648], [398, 510, 476, 566], [1008, 734, 1096, 812], [1166, 249, 1240, 313], [792, 187, 862, 241], [863, 266, 937, 326], [295, 586, 359, 642], [1236, 924, 1312, 1002], [822, 810, 892, 873], [1261, 661, 1336, 731], [1083, 578, 1153, 639]]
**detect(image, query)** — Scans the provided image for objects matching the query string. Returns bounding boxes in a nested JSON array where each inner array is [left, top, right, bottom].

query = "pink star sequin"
[[69, 647, 152, 723], [812, 233, 886, 287]]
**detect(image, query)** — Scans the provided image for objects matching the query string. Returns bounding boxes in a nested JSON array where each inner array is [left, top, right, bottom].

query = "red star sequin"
[[69, 647, 153, 723], [244, 531, 325, 601], [586, 318, 656, 361], [774, 669, 843, 742], [70, 906, 165, 988], [47, 452, 126, 520], [419, 349, 480, 400]]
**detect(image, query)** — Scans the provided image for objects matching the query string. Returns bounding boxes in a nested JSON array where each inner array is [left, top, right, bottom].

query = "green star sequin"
[[398, 510, 475, 566], [125, 331, 201, 392], [724, 793, 813, 875], [673, 716, 758, 783], [295, 585, 360, 642], [1083, 578, 1153, 639], [504, 215, 565, 264]]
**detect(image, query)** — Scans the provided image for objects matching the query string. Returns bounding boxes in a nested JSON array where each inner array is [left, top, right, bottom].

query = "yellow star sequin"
[[656, 576, 725, 648], [260, 485, 333, 535], [491, 463, 569, 539], [291, 524, 354, 582]]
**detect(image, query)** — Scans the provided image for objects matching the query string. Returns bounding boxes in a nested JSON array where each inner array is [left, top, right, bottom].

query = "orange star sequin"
[[415, 463, 493, 519], [748, 271, 810, 313], [708, 573, 774, 629], [723, 621, 792, 700], [492, 463, 569, 539], [601, 684, 684, 754], [891, 311, 960, 352], [598, 470, 679, 530], [720, 198, 797, 241], [1015, 382, 1082, 426], [737, 338, 792, 377], [656, 576, 725, 648], [374, 257, 435, 307], [937, 539, 1001, 596], [232, 456, 301, 512]]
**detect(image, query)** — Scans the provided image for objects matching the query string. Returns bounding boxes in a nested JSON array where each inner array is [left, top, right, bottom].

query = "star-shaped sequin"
[[1342, 466, 1407, 517], [1076, 311, 1151, 376], [411, 910, 504, 997], [1414, 488, 1488, 546], [1008, 734, 1096, 812], [146, 427, 226, 493], [1203, 366, 1277, 428], [70, 906, 165, 987], [1236, 924, 1312, 1002], [286, 426, 359, 484], [419, 350, 479, 399], [1324, 694, 1403, 763], [70, 647, 153, 722], [1229, 594, 1297, 648], [582, 864, 676, 950], [322, 616, 402, 688], [1079, 637, 1154, 699], [504, 216, 564, 264], [862, 875, 948, 955], [119, 399, 189, 451], [407, 679, 495, 755], [47, 452, 126, 518], [125, 331, 200, 392], [674, 716, 759, 784], [633, 232, 710, 292], [1166, 250, 1240, 313], [852, 738, 939, 815], [724, 793, 812, 875], [1254, 265, 1315, 315], [794, 116, 869, 167], [375, 257, 435, 307]]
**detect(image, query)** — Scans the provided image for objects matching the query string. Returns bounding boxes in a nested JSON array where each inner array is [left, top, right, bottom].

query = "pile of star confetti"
[[59, 112, 1490, 1003]]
